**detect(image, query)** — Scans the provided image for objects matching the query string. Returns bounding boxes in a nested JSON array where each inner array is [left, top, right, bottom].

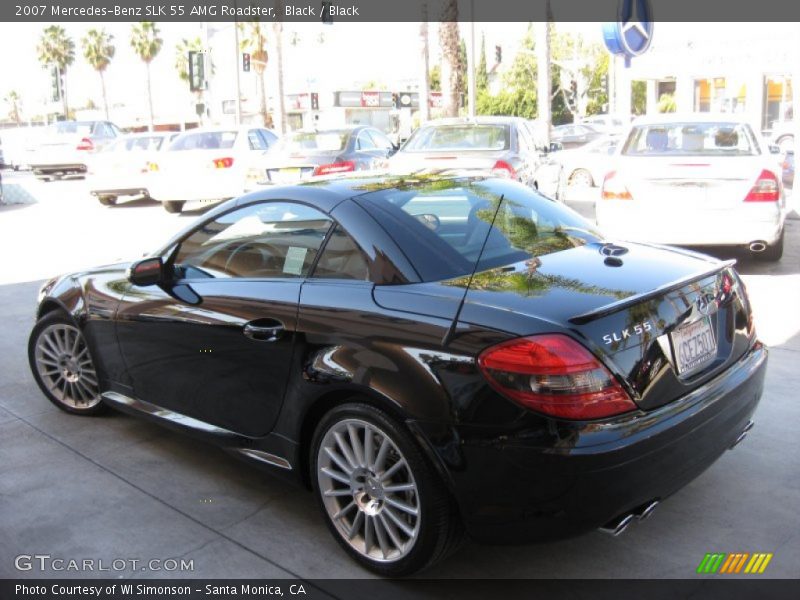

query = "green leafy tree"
[[36, 25, 75, 118], [477, 27, 537, 118], [4, 90, 22, 124], [583, 51, 609, 116], [476, 34, 488, 93], [429, 64, 441, 92], [658, 92, 677, 113], [130, 22, 163, 131], [632, 80, 647, 115], [81, 28, 115, 120]]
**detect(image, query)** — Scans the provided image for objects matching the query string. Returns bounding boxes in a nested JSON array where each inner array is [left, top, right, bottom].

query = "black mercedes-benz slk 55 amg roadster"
[[28, 174, 766, 575]]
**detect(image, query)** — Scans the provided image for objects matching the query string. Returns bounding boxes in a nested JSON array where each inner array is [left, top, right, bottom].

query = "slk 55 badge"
[[603, 321, 653, 345]]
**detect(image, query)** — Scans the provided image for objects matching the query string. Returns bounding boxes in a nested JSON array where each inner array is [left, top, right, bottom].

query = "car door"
[[115, 201, 333, 437]]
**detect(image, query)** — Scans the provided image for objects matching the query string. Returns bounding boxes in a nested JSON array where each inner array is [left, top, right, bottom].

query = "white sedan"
[[88, 132, 176, 206], [597, 114, 787, 261], [147, 127, 278, 213]]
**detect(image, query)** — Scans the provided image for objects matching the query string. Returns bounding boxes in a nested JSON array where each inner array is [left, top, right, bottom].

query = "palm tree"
[[418, 3, 431, 123], [130, 22, 163, 131], [535, 14, 552, 146], [438, 1, 461, 117], [4, 91, 22, 125], [239, 21, 271, 127], [36, 25, 75, 118], [272, 19, 287, 134], [81, 29, 115, 120]]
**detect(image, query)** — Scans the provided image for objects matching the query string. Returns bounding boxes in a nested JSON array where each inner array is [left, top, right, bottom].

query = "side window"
[[367, 129, 394, 151], [312, 225, 369, 281], [517, 125, 534, 153], [247, 129, 268, 150], [173, 202, 332, 280], [260, 129, 278, 147], [356, 132, 377, 151]]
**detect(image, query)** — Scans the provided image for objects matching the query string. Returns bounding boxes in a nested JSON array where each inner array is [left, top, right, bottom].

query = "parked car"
[[28, 120, 122, 180], [28, 173, 765, 575], [597, 114, 787, 261], [782, 150, 794, 187], [551, 123, 603, 149], [767, 120, 794, 153], [388, 117, 564, 199], [88, 132, 178, 206], [245, 126, 397, 191], [553, 135, 620, 187], [579, 114, 627, 135], [147, 127, 278, 213]]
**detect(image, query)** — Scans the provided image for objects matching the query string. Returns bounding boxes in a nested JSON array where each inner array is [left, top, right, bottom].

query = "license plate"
[[269, 168, 302, 183], [671, 316, 717, 376]]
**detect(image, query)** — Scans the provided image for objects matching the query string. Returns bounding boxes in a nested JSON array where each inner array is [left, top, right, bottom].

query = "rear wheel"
[[569, 168, 594, 188], [311, 403, 462, 576], [776, 135, 794, 154], [98, 195, 117, 206], [756, 230, 784, 262], [28, 312, 105, 415], [163, 200, 185, 214]]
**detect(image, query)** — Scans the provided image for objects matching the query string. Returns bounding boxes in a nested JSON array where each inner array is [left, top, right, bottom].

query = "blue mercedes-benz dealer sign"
[[603, 0, 654, 65]]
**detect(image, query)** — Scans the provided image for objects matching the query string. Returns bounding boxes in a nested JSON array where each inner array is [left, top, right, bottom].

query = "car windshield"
[[169, 131, 237, 151], [272, 131, 349, 153], [622, 122, 759, 156], [53, 122, 94, 136], [403, 124, 509, 152], [357, 178, 603, 282]]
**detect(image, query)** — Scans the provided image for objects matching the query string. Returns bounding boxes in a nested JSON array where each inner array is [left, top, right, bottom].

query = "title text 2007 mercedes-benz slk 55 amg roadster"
[[28, 174, 766, 575]]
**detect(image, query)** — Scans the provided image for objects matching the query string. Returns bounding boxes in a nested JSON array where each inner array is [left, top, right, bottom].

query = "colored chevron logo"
[[696, 552, 773, 574]]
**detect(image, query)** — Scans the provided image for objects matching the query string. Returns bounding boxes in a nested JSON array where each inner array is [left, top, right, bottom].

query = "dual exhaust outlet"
[[600, 420, 755, 537]]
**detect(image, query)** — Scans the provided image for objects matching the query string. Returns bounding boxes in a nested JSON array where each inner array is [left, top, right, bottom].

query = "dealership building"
[[611, 22, 798, 134]]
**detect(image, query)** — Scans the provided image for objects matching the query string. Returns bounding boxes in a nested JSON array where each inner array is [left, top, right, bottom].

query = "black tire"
[[28, 311, 106, 416], [163, 200, 185, 214], [311, 402, 463, 576], [756, 230, 784, 262], [98, 195, 117, 206]]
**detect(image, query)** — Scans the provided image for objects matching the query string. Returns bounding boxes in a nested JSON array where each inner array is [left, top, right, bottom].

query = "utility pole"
[[535, 17, 551, 146], [466, 0, 476, 117], [418, 5, 431, 123], [232, 1, 242, 126]]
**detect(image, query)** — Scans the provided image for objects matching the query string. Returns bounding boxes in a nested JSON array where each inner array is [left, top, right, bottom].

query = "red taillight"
[[478, 334, 637, 420], [601, 170, 632, 200], [76, 137, 94, 151], [213, 157, 234, 169], [312, 161, 356, 176], [491, 160, 517, 179], [744, 169, 779, 202]]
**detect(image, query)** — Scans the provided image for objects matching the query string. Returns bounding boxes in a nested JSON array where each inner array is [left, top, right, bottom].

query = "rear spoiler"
[[568, 259, 736, 325]]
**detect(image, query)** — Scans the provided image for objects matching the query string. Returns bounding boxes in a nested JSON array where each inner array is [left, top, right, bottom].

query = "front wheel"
[[28, 312, 105, 415], [311, 403, 462, 576], [163, 200, 185, 214]]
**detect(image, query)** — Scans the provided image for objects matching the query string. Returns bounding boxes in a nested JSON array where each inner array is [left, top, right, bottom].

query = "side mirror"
[[128, 257, 165, 287], [549, 142, 563, 153], [769, 144, 781, 155]]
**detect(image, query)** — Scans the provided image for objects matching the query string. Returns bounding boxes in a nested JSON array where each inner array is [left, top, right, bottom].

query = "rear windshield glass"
[[356, 178, 603, 282], [109, 136, 166, 152], [272, 131, 350, 153], [622, 122, 759, 156], [53, 122, 94, 136], [169, 131, 237, 151], [403, 125, 509, 152]]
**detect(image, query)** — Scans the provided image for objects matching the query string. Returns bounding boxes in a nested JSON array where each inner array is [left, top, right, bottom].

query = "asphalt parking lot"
[[1, 171, 799, 581]]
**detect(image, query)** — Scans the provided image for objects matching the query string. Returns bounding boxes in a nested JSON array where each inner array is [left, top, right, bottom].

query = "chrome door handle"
[[243, 321, 284, 342]]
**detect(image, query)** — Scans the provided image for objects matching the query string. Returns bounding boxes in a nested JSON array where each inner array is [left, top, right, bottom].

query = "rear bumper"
[[596, 203, 785, 246], [149, 172, 244, 202], [417, 341, 767, 543]]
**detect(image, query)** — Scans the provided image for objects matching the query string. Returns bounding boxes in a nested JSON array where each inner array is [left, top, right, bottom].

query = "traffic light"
[[50, 65, 62, 103], [570, 80, 578, 103], [242, 53, 251, 73], [188, 51, 207, 92], [495, 45, 502, 63], [310, 93, 319, 110]]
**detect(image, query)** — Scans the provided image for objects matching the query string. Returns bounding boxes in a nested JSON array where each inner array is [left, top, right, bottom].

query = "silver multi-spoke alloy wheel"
[[317, 418, 421, 563], [33, 323, 101, 410]]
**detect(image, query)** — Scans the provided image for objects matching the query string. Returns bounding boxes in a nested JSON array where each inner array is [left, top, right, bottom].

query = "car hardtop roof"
[[630, 112, 757, 126], [422, 116, 522, 127]]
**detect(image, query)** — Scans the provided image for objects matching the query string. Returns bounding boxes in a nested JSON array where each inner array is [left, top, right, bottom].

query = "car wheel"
[[569, 168, 594, 188], [776, 135, 794, 154], [311, 403, 462, 576], [756, 230, 784, 262], [163, 200, 185, 214], [28, 312, 106, 415], [98, 195, 117, 206]]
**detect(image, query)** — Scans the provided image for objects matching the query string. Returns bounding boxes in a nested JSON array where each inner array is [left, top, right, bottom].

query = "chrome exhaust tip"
[[730, 420, 755, 449], [634, 500, 660, 521], [599, 513, 636, 536], [749, 241, 767, 253]]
